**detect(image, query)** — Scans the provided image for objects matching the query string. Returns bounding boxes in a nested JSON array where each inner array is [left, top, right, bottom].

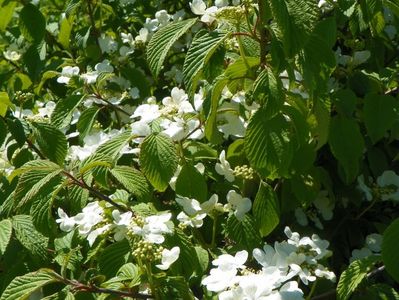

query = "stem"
[[306, 281, 317, 300], [258, 0, 268, 67], [62, 171, 129, 212], [145, 262, 160, 300], [355, 198, 377, 220], [236, 26, 251, 72], [211, 216, 217, 248]]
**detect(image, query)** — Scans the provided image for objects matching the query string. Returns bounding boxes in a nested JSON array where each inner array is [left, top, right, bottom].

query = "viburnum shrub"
[[0, 0, 398, 299]]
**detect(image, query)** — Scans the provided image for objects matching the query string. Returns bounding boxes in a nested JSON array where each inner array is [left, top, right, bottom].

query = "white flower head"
[[57, 66, 80, 84], [56, 208, 76, 232], [215, 150, 235, 182], [377, 170, 399, 201], [225, 190, 251, 220], [131, 213, 173, 244], [156, 246, 180, 270]]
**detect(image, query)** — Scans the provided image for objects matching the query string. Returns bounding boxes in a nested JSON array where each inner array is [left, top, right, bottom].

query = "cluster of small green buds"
[[132, 240, 163, 262], [233, 165, 254, 180], [178, 222, 187, 230], [215, 6, 246, 25], [14, 91, 34, 103]]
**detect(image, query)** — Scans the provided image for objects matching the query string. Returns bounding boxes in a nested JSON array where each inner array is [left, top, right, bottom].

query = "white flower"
[[215, 150, 235, 182], [225, 190, 251, 220], [74, 201, 104, 235], [98, 35, 118, 53], [129, 87, 140, 99], [350, 247, 373, 263], [156, 247, 180, 270], [56, 208, 76, 232], [218, 113, 246, 138], [313, 191, 334, 221], [213, 250, 248, 270], [357, 175, 373, 201], [112, 210, 133, 241], [38, 101, 56, 118], [155, 10, 171, 27], [95, 59, 114, 73], [215, 0, 229, 8], [365, 233, 382, 252], [131, 104, 161, 123], [177, 211, 206, 228], [131, 213, 173, 244], [176, 196, 202, 216], [3, 44, 22, 61], [87, 224, 111, 246], [162, 87, 194, 115], [57, 66, 80, 84], [377, 170, 399, 201], [190, 0, 206, 15]]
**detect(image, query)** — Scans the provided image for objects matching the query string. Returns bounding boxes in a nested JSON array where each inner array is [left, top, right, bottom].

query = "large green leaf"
[[98, 240, 131, 279], [0, 219, 12, 255], [12, 215, 49, 261], [14, 167, 63, 209], [225, 214, 262, 251], [175, 163, 207, 202], [51, 95, 84, 129], [0, 92, 13, 117], [0, 1, 17, 32], [337, 255, 381, 300], [269, 0, 319, 57], [382, 218, 399, 282], [32, 122, 68, 166], [147, 18, 198, 78], [245, 108, 294, 179], [252, 67, 284, 119], [364, 94, 398, 144], [110, 166, 151, 201], [328, 116, 365, 183], [0, 269, 61, 300], [139, 133, 178, 192], [19, 3, 46, 44], [183, 30, 230, 96], [252, 182, 280, 237], [77, 106, 99, 139]]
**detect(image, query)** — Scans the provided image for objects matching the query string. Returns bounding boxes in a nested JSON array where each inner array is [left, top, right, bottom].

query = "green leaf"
[[0, 92, 13, 117], [32, 122, 68, 166], [157, 276, 194, 300], [175, 163, 207, 202], [12, 215, 49, 261], [0, 219, 12, 255], [7, 119, 26, 147], [98, 240, 130, 279], [77, 106, 99, 139], [0, 117, 7, 148], [19, 3, 46, 44], [0, 269, 61, 300], [245, 108, 294, 179], [299, 17, 337, 93], [147, 18, 198, 78], [51, 95, 84, 129], [328, 116, 365, 183], [366, 283, 399, 300], [110, 166, 151, 201], [225, 214, 261, 250], [139, 133, 178, 192], [252, 67, 284, 119], [364, 94, 398, 144], [332, 89, 357, 118], [14, 166, 63, 209], [58, 15, 73, 49], [337, 255, 381, 300], [269, 0, 319, 57], [382, 218, 399, 282], [0, 1, 17, 32], [253, 182, 280, 237], [183, 30, 230, 96]]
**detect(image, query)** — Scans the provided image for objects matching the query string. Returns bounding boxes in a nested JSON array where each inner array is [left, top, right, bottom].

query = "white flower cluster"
[[350, 233, 382, 263], [56, 202, 180, 270], [202, 227, 335, 299], [357, 170, 399, 202]]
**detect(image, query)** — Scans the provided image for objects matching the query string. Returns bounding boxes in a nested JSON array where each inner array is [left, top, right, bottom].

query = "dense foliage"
[[0, 0, 399, 299]]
